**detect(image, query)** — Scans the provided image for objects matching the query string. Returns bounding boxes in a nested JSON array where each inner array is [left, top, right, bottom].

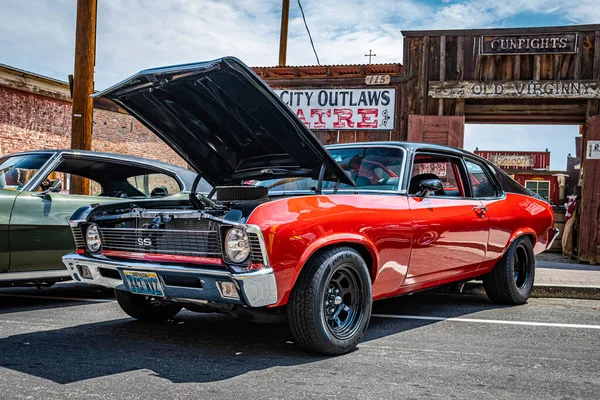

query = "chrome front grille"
[[71, 227, 85, 248], [98, 228, 222, 258]]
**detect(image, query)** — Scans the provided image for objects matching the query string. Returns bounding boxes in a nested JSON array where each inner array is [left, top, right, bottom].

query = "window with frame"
[[525, 180, 550, 201], [127, 173, 181, 197], [464, 159, 497, 198], [409, 154, 465, 197]]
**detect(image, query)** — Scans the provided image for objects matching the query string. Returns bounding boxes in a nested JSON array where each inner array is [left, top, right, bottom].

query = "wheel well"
[[524, 234, 535, 246], [307, 242, 376, 282]]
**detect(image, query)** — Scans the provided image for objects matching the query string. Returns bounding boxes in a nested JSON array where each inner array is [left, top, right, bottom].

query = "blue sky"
[[1, 0, 596, 169]]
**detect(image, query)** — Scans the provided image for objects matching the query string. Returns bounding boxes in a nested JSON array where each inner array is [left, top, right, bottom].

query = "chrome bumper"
[[62, 254, 278, 308]]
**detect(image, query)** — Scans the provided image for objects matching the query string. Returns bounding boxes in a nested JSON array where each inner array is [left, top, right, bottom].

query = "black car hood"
[[93, 57, 353, 187]]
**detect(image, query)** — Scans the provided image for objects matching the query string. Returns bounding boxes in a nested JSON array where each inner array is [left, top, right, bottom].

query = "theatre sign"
[[429, 81, 600, 99], [274, 88, 396, 130]]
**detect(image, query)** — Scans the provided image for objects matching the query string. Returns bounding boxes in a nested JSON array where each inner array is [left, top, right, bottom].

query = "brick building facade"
[[0, 64, 185, 167]]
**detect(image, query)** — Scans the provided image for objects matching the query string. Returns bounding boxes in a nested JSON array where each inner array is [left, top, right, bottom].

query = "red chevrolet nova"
[[63, 57, 558, 355]]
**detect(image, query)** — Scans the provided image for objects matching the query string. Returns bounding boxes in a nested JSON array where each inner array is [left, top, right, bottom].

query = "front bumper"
[[62, 254, 277, 308]]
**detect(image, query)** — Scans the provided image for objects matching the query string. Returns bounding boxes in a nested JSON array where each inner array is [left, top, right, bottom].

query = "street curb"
[[531, 284, 600, 300], [457, 282, 600, 301]]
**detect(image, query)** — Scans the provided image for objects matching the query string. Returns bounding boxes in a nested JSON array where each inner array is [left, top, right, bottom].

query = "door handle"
[[473, 206, 487, 218]]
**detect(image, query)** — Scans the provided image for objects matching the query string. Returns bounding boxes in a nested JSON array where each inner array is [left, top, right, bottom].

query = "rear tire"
[[115, 289, 182, 321], [483, 236, 535, 305], [287, 247, 372, 355]]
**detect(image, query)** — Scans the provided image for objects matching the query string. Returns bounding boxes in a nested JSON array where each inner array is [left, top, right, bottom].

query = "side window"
[[127, 173, 181, 197], [0, 154, 51, 191], [464, 159, 497, 198], [409, 154, 465, 197]]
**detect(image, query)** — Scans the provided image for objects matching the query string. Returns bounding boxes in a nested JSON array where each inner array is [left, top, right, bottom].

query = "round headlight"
[[86, 224, 102, 253], [224, 228, 250, 263]]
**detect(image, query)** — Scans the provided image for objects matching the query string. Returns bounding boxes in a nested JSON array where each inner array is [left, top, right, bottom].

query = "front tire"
[[287, 247, 372, 355], [483, 236, 535, 305], [115, 289, 182, 321]]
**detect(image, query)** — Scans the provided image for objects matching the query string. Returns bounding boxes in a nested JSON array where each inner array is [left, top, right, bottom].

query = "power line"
[[297, 0, 320, 65]]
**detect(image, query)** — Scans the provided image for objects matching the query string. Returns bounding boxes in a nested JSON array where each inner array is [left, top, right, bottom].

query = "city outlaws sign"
[[274, 88, 396, 130], [429, 81, 600, 99], [480, 33, 578, 55]]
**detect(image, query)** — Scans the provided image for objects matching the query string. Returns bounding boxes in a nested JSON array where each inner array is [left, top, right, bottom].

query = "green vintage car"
[[0, 149, 203, 287]]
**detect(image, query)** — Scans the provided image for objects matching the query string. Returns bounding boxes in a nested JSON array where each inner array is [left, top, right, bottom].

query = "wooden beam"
[[438, 35, 446, 115], [579, 115, 600, 264], [70, 0, 97, 195]]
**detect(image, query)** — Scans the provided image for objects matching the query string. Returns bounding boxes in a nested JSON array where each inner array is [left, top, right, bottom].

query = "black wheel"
[[287, 246, 372, 355], [115, 289, 182, 321], [483, 236, 535, 305]]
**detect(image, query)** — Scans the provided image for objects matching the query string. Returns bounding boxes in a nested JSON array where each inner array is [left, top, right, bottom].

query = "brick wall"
[[0, 85, 186, 167]]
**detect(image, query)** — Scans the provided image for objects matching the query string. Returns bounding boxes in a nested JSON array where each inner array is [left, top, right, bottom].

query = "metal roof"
[[252, 63, 402, 79]]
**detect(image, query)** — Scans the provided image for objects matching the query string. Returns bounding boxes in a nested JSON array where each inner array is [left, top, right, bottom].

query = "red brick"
[[0, 86, 186, 167]]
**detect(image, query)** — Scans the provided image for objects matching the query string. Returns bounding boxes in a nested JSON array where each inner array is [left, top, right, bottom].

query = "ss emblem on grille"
[[137, 238, 153, 246]]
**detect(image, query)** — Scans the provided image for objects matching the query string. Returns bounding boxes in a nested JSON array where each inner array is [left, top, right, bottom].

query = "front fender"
[[247, 194, 412, 307]]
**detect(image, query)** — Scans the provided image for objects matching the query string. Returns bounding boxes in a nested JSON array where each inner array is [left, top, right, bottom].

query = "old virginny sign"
[[429, 80, 600, 99]]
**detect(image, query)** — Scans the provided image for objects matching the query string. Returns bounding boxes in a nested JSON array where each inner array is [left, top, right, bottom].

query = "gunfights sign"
[[274, 88, 396, 130], [480, 33, 578, 55]]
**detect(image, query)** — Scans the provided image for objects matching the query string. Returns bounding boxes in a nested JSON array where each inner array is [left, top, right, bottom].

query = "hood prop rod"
[[316, 163, 327, 195], [189, 174, 218, 209]]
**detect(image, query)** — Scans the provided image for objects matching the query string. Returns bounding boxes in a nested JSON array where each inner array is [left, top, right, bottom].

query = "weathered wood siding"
[[402, 25, 600, 126]]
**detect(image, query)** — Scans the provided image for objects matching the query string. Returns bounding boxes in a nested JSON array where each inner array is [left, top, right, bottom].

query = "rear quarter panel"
[[247, 194, 413, 306], [480, 193, 554, 271]]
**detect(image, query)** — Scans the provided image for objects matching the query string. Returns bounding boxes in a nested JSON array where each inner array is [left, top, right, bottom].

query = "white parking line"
[[372, 314, 600, 330], [0, 293, 115, 303]]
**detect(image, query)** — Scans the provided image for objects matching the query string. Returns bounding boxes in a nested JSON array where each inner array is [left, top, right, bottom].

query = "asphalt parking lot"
[[0, 283, 599, 400]]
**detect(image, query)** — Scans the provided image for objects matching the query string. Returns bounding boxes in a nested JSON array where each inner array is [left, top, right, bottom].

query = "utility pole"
[[278, 0, 290, 66], [70, 0, 97, 195]]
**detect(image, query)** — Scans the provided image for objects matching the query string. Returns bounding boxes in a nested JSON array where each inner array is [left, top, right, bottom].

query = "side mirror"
[[34, 179, 62, 199], [49, 179, 62, 193], [418, 179, 443, 198]]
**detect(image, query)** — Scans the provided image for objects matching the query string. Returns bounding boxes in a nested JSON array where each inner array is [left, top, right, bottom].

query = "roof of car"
[[4, 149, 198, 191], [326, 141, 482, 158]]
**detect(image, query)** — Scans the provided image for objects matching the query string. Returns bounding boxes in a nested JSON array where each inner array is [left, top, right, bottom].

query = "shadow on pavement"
[[0, 282, 114, 315], [0, 292, 505, 384]]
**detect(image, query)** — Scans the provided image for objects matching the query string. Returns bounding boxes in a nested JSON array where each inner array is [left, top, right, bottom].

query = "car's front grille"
[[71, 227, 85, 248], [98, 228, 222, 258]]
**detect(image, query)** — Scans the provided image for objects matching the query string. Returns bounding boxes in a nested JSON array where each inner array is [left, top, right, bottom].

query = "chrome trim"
[[324, 144, 408, 194], [24, 152, 188, 194], [548, 228, 560, 249], [62, 253, 277, 307], [0, 269, 71, 281]]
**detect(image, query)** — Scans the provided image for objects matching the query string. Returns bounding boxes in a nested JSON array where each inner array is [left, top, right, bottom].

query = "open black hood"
[[93, 57, 353, 187]]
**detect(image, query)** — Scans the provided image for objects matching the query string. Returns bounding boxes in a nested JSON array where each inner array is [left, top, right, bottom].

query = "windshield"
[[256, 147, 404, 192], [0, 154, 52, 191]]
